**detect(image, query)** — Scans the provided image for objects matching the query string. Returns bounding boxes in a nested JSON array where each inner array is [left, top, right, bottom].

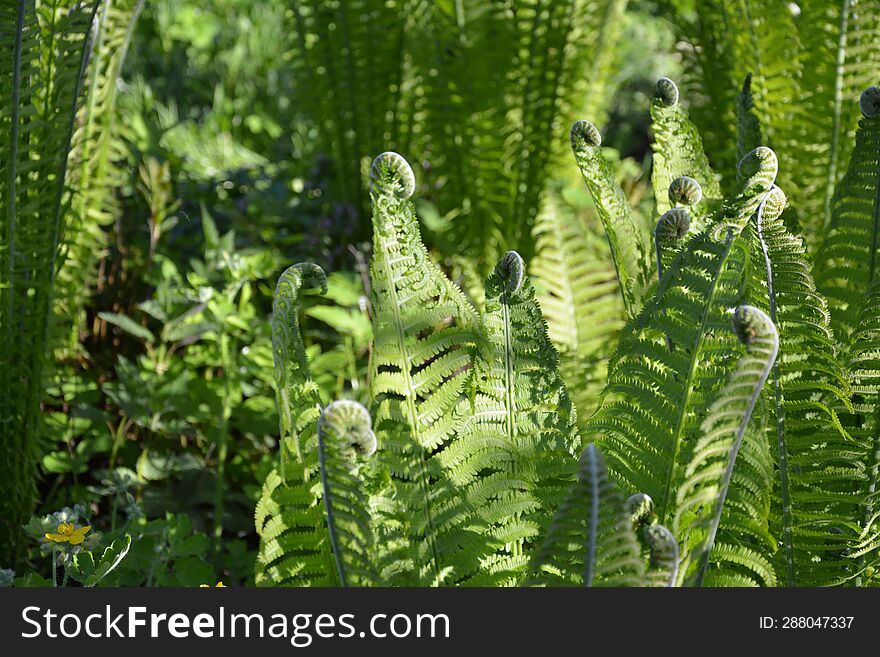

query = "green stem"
[[52, 548, 57, 588], [214, 332, 233, 552]]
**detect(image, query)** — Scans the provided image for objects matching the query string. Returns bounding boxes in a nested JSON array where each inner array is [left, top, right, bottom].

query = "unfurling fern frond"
[[367, 152, 482, 585], [317, 401, 381, 587], [530, 189, 625, 422], [649, 77, 722, 227], [675, 306, 778, 587], [570, 120, 650, 316], [255, 264, 336, 586], [643, 523, 680, 587], [453, 251, 579, 584], [525, 444, 646, 587], [816, 89, 880, 346]]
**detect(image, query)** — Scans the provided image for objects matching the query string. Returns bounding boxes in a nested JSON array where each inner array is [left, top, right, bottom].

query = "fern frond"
[[649, 77, 722, 226], [816, 89, 880, 346], [525, 443, 646, 586], [788, 1, 880, 245], [675, 306, 778, 587], [317, 400, 382, 587], [367, 152, 483, 585], [55, 0, 144, 357], [0, 0, 100, 561], [530, 189, 625, 421], [735, 73, 762, 163], [749, 183, 856, 586], [847, 280, 880, 583], [255, 263, 337, 586], [570, 120, 650, 316], [452, 251, 579, 584]]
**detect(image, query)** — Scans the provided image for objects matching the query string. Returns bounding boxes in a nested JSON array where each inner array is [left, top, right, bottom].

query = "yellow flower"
[[45, 522, 91, 545], [199, 582, 225, 587]]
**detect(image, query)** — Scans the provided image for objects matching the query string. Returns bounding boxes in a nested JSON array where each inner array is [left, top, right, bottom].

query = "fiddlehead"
[[860, 86, 880, 119], [737, 146, 779, 194], [668, 176, 703, 208], [369, 151, 416, 199], [317, 400, 380, 587], [644, 523, 679, 587], [655, 77, 680, 107]]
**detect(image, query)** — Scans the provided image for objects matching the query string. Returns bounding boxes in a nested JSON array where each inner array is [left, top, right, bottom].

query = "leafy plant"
[[0, 0, 102, 564]]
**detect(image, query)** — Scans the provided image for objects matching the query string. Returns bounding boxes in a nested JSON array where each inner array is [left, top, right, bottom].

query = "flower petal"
[[45, 533, 70, 543]]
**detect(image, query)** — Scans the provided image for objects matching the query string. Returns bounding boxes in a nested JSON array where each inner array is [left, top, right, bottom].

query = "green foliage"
[[816, 98, 880, 345], [526, 444, 648, 586], [675, 306, 778, 587], [530, 189, 626, 421], [0, 0, 101, 564], [287, 0, 632, 276], [255, 263, 336, 586]]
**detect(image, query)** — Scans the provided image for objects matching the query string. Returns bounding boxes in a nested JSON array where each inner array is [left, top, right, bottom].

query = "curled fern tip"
[[655, 208, 691, 246], [318, 401, 378, 459], [496, 251, 525, 293], [370, 151, 415, 199], [860, 86, 880, 118], [654, 77, 679, 107], [737, 146, 778, 191], [668, 176, 703, 207], [570, 120, 602, 149], [732, 305, 775, 346], [626, 493, 655, 526]]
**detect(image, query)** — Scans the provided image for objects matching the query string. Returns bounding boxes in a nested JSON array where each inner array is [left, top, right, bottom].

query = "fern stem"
[[583, 444, 600, 587], [500, 282, 522, 558], [373, 220, 442, 583], [317, 428, 347, 587], [755, 187, 795, 586]]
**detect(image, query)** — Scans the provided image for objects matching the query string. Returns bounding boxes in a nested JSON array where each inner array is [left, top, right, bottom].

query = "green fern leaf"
[[367, 152, 482, 585], [816, 89, 880, 346], [0, 0, 101, 561], [452, 251, 579, 584], [255, 264, 337, 586], [531, 189, 625, 421], [847, 281, 880, 583], [570, 120, 650, 316], [749, 183, 855, 586], [526, 443, 647, 586], [735, 74, 762, 163]]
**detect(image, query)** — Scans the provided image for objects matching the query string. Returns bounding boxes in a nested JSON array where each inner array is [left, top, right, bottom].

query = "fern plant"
[[287, 0, 630, 279], [257, 133, 817, 587], [0, 0, 102, 563]]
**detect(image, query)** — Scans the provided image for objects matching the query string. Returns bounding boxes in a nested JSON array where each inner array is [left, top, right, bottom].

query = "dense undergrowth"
[[1, 0, 879, 587]]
